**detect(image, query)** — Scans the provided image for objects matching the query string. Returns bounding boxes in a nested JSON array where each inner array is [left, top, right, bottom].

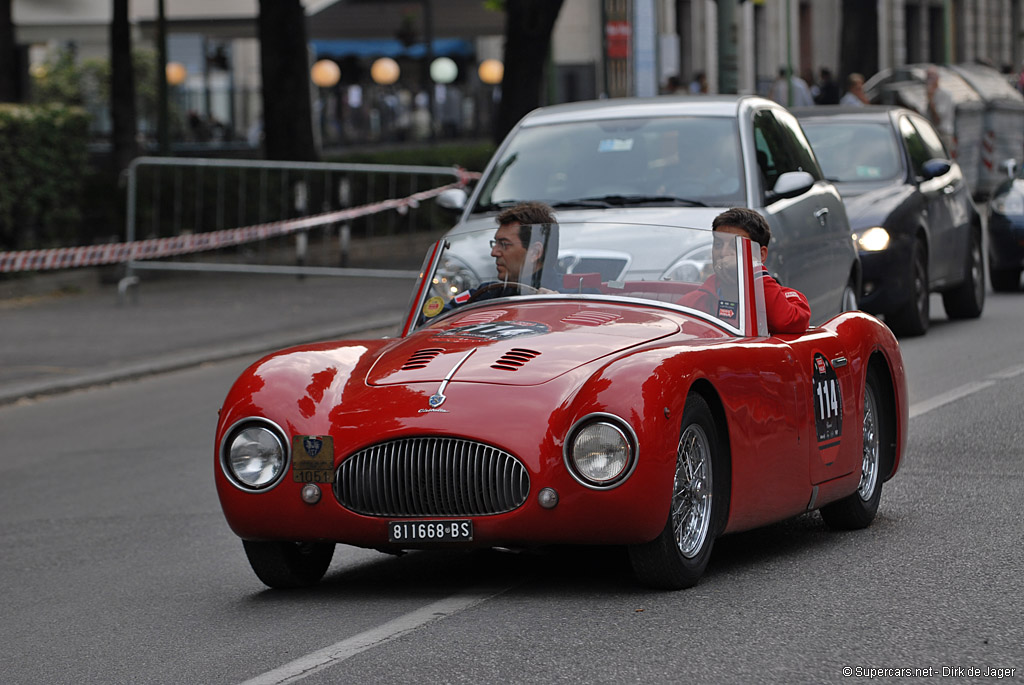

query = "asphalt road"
[[2, 292, 1022, 684]]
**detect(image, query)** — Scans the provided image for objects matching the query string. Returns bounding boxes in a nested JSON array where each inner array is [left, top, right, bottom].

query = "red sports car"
[[215, 221, 908, 590]]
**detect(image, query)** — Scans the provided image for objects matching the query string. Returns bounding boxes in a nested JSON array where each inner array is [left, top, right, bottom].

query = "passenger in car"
[[678, 208, 811, 334]]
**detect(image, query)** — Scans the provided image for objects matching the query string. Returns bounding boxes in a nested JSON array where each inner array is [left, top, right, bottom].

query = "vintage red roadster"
[[215, 221, 908, 590]]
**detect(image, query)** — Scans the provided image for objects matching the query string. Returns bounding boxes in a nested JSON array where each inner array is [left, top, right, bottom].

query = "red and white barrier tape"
[[0, 173, 480, 273]]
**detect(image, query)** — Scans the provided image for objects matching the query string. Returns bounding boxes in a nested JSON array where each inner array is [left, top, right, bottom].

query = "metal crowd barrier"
[[118, 156, 473, 299]]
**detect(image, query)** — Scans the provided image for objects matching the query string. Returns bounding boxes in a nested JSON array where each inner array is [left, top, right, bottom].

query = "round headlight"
[[224, 423, 287, 489], [568, 420, 633, 487]]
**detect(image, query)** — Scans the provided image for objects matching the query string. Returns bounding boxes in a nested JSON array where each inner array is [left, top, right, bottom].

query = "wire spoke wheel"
[[858, 379, 880, 501], [673, 424, 712, 558], [629, 393, 725, 590], [821, 365, 889, 530]]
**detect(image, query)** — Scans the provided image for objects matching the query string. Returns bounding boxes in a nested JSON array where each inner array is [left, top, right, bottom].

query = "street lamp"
[[478, 59, 503, 85], [310, 59, 341, 88], [166, 62, 187, 86], [371, 57, 400, 85], [430, 57, 458, 84]]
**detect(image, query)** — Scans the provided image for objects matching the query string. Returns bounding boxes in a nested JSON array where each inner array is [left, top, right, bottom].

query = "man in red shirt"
[[679, 208, 811, 334]]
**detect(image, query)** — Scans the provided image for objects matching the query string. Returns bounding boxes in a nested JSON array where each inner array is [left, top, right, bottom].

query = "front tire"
[[821, 366, 887, 530], [886, 240, 929, 337], [942, 231, 985, 319], [629, 394, 726, 589], [242, 540, 335, 589]]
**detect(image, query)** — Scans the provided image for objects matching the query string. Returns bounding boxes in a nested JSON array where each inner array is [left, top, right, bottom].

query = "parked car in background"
[[986, 168, 1024, 291], [438, 96, 860, 325], [794, 105, 985, 337]]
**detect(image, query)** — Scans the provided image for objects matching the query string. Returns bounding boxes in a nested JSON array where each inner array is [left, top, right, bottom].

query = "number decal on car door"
[[812, 353, 843, 446]]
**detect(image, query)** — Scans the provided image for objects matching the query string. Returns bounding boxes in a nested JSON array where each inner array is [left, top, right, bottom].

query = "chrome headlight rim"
[[219, 417, 291, 492], [563, 412, 638, 490]]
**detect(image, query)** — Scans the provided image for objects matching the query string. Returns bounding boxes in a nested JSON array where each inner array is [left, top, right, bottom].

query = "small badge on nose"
[[303, 437, 323, 457], [428, 393, 446, 408]]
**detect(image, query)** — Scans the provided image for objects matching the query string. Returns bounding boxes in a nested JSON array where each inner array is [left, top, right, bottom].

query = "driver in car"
[[451, 201, 560, 305], [678, 207, 810, 334]]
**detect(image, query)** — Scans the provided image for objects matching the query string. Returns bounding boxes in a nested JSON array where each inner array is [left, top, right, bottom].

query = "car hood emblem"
[[420, 350, 474, 412]]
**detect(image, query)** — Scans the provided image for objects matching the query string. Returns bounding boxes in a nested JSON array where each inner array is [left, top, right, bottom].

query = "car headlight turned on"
[[221, 418, 289, 490], [564, 414, 637, 489], [853, 226, 890, 252]]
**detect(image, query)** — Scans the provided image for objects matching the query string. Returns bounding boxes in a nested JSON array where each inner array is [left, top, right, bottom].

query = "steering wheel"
[[465, 282, 541, 303]]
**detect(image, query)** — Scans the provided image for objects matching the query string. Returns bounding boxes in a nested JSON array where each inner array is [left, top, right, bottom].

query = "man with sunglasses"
[[679, 207, 810, 334]]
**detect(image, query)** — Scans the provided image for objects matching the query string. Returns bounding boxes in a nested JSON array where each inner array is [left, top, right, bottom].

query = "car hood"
[[367, 300, 685, 387], [834, 180, 910, 230], [449, 206, 724, 236]]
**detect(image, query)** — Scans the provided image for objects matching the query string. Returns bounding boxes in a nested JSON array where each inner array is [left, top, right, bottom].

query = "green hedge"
[[327, 140, 496, 171], [0, 104, 90, 251]]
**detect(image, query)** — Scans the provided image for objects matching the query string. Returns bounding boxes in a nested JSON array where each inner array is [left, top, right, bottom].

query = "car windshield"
[[801, 121, 902, 183], [472, 117, 746, 211], [409, 222, 763, 335]]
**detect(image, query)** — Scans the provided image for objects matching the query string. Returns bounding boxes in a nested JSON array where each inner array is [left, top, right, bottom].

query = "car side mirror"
[[921, 158, 952, 180], [766, 170, 814, 202], [436, 188, 468, 212]]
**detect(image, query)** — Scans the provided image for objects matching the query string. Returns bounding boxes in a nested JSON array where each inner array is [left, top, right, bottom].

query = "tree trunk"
[[0, 0, 18, 102], [839, 1, 878, 88], [110, 0, 138, 176], [258, 0, 317, 161], [493, 0, 565, 144]]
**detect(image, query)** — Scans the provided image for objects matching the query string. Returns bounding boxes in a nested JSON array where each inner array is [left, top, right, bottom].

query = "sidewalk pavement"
[[0, 267, 418, 406]]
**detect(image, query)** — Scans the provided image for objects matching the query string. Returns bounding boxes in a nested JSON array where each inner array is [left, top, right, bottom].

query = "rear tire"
[[242, 540, 335, 589], [821, 366, 887, 530], [886, 240, 929, 337], [942, 231, 985, 319], [629, 393, 726, 590], [990, 266, 1021, 292]]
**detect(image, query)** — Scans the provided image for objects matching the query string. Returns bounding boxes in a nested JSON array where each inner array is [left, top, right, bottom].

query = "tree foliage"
[[31, 46, 163, 136], [0, 105, 90, 250]]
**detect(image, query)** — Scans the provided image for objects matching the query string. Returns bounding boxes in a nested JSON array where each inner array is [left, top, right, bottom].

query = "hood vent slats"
[[561, 311, 622, 326], [401, 348, 444, 370], [492, 348, 541, 371]]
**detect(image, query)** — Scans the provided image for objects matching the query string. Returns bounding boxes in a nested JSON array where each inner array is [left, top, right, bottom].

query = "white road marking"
[[989, 362, 1024, 380], [239, 581, 515, 685], [909, 380, 996, 419], [908, 362, 1024, 419]]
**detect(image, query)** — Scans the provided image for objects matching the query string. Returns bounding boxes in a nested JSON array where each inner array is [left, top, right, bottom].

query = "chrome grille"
[[334, 437, 530, 517]]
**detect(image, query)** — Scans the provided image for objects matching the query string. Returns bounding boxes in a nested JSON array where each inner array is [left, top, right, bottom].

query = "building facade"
[[10, 0, 1024, 145]]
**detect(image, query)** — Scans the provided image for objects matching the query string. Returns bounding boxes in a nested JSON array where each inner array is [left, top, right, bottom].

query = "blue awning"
[[312, 38, 474, 59]]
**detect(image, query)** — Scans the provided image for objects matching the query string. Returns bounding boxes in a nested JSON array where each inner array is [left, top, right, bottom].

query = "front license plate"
[[292, 435, 335, 483], [388, 520, 473, 543]]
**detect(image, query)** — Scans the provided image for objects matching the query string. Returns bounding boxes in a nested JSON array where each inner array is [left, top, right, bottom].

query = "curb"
[[0, 313, 403, 407]]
